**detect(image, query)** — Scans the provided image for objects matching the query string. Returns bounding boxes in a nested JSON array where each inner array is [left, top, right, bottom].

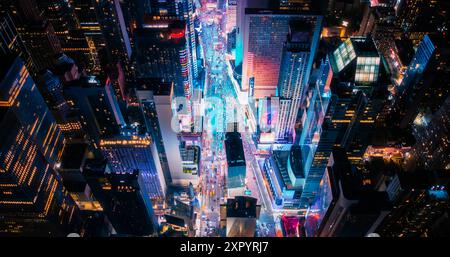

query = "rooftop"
[[225, 132, 246, 167], [289, 145, 305, 179], [226, 196, 258, 218], [350, 37, 379, 57], [60, 143, 88, 170]]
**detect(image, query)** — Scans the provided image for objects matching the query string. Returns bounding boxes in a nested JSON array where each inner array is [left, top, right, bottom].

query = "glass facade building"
[[241, 9, 322, 99], [275, 19, 322, 142], [134, 20, 193, 98], [332, 37, 381, 84], [398, 34, 435, 95], [355, 57, 381, 83], [0, 56, 79, 235], [100, 135, 166, 201], [333, 38, 356, 72], [225, 132, 246, 190]]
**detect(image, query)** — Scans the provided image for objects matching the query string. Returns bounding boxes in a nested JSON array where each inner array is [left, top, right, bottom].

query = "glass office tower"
[[0, 56, 80, 235]]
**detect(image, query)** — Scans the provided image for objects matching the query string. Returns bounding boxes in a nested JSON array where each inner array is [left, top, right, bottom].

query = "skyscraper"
[[397, 34, 436, 96], [177, 0, 199, 79], [298, 86, 360, 210], [239, 9, 322, 100], [0, 55, 80, 235], [99, 135, 167, 201], [394, 34, 450, 129], [64, 76, 124, 148], [225, 132, 247, 197], [134, 20, 193, 98], [38, 69, 70, 122], [0, 12, 36, 75], [137, 86, 199, 187], [1, 0, 63, 72], [314, 147, 392, 237], [330, 37, 381, 87], [275, 19, 321, 143], [106, 171, 158, 236], [135, 84, 173, 187], [136, 0, 199, 80], [395, 35, 450, 171], [20, 20, 62, 71], [220, 196, 261, 237]]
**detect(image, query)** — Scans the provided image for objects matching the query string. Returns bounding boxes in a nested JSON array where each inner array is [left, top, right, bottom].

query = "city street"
[[196, 1, 229, 237], [195, 0, 276, 237]]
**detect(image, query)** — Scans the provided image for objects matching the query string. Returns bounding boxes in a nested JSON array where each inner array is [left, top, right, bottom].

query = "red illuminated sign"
[[170, 29, 185, 39]]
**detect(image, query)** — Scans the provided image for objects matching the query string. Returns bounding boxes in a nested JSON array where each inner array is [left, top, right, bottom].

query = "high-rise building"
[[106, 171, 158, 236], [313, 148, 392, 237], [262, 146, 305, 209], [116, 0, 146, 47], [275, 19, 321, 143], [20, 20, 62, 71], [134, 20, 192, 98], [298, 86, 364, 210], [224, 132, 246, 197], [0, 55, 81, 236], [394, 34, 450, 129], [135, 84, 173, 186], [220, 196, 261, 237], [239, 9, 322, 99], [38, 69, 70, 122], [303, 159, 336, 236], [0, 13, 36, 75], [137, 86, 199, 187], [99, 135, 167, 201], [96, 0, 133, 62], [58, 142, 116, 236], [330, 37, 381, 87], [177, 0, 199, 79], [64, 76, 124, 147], [297, 57, 333, 146], [94, 0, 134, 102], [2, 0, 63, 72], [375, 169, 450, 237], [396, 34, 435, 96], [259, 57, 333, 210], [137, 0, 199, 80], [28, 0, 99, 77]]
